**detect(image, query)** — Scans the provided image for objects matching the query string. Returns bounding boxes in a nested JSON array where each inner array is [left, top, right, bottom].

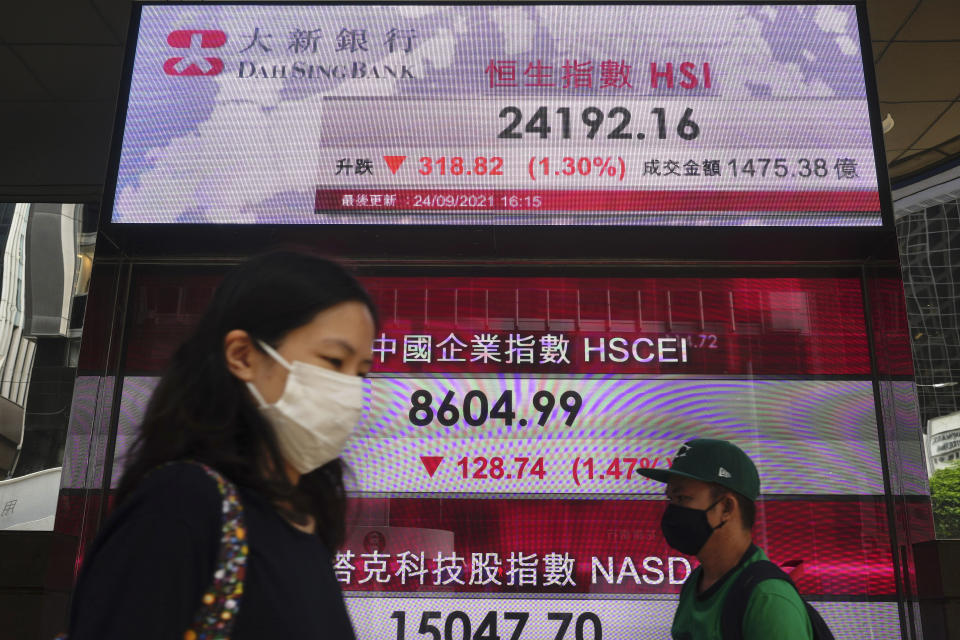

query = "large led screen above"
[[111, 4, 884, 226]]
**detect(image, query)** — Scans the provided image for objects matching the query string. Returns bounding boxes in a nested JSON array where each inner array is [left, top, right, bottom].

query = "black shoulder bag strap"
[[720, 560, 834, 640]]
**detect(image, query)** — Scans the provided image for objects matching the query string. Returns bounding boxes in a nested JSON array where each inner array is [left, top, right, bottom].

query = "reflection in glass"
[[0, 203, 97, 532]]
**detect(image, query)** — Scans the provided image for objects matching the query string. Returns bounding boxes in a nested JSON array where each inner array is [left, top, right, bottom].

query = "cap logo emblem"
[[718, 467, 732, 478], [676, 444, 691, 458]]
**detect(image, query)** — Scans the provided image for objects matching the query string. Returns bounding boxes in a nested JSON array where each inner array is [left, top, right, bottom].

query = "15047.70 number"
[[391, 610, 602, 640]]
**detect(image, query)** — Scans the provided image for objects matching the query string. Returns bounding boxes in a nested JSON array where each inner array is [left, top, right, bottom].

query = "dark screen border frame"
[[97, 1, 897, 262]]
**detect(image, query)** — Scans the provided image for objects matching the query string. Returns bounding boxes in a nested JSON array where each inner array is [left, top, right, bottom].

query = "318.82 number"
[[419, 156, 504, 176]]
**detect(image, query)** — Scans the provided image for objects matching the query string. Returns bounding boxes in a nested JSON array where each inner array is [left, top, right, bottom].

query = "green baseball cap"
[[636, 438, 760, 501]]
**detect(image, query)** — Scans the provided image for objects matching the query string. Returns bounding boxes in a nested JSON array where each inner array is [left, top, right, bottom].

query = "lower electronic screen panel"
[[114, 375, 886, 495], [340, 497, 896, 597], [94, 371, 908, 639], [345, 597, 901, 640], [353, 375, 885, 496]]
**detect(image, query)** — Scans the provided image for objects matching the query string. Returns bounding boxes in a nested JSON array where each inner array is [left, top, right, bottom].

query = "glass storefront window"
[[0, 203, 98, 532], [896, 199, 960, 539]]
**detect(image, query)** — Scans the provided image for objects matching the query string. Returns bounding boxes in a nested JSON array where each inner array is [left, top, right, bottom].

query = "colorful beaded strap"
[[182, 463, 248, 640], [54, 463, 247, 640]]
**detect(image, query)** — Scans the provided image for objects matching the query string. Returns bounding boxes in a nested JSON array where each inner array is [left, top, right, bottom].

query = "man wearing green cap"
[[637, 438, 814, 640]]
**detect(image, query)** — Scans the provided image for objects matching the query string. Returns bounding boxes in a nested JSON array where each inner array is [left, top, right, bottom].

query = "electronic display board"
[[90, 273, 917, 640], [109, 4, 884, 226]]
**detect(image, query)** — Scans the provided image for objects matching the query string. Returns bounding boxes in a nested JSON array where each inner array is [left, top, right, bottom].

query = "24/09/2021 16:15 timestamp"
[[408, 193, 544, 209]]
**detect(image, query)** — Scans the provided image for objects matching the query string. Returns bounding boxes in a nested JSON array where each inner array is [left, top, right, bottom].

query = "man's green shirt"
[[671, 546, 814, 640]]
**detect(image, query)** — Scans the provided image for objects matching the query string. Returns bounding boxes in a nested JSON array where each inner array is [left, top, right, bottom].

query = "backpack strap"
[[720, 560, 834, 640], [182, 463, 248, 640], [720, 560, 794, 640]]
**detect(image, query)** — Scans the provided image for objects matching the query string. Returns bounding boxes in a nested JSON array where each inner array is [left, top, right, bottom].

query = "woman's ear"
[[224, 330, 257, 382]]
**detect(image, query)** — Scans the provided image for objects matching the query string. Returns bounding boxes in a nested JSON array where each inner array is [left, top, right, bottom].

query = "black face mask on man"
[[660, 498, 727, 555]]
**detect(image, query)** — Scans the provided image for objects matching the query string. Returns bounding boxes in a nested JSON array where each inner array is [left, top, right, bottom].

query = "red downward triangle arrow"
[[420, 456, 444, 478], [383, 155, 406, 175]]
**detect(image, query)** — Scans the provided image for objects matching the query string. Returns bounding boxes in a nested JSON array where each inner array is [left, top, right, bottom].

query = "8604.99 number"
[[409, 389, 583, 428]]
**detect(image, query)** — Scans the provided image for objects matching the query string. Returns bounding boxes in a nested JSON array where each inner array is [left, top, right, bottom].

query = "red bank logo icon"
[[163, 30, 226, 76]]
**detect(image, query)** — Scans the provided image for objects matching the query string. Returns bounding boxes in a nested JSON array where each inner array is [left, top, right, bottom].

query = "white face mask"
[[246, 340, 364, 475]]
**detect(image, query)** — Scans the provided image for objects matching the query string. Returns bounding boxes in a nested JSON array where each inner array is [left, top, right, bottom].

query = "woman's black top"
[[67, 463, 356, 639]]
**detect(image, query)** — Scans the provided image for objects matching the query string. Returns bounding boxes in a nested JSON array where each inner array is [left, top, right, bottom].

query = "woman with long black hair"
[[64, 251, 375, 639]]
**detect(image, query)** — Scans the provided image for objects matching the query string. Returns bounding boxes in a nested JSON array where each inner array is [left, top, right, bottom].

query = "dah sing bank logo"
[[163, 29, 226, 76]]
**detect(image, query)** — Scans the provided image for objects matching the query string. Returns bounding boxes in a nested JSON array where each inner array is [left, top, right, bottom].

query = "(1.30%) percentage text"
[[529, 156, 626, 181]]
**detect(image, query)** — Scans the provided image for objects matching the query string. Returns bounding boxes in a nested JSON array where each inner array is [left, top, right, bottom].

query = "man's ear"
[[722, 493, 737, 521], [224, 329, 257, 382]]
